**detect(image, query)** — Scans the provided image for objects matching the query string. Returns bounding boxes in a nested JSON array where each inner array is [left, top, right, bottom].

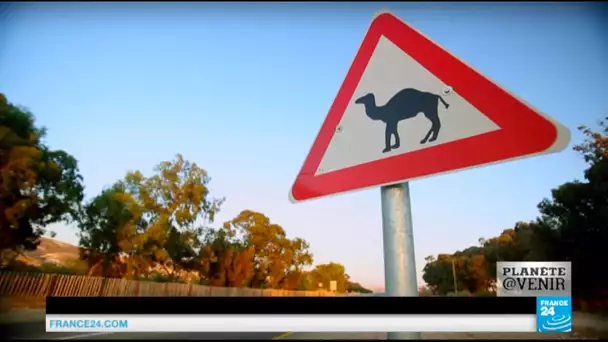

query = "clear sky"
[[1, 2, 606, 290]]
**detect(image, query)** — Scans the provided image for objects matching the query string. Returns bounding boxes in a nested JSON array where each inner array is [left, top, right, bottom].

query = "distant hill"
[[16, 237, 80, 267]]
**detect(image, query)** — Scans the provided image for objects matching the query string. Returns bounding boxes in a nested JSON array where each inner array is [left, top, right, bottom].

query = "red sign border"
[[290, 11, 568, 202]]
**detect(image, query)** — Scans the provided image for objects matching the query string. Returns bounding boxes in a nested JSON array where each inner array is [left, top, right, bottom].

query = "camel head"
[[354, 93, 382, 120], [354, 93, 375, 105]]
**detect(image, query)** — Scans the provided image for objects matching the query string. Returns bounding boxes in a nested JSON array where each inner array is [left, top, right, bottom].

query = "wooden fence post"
[[46, 274, 58, 297], [98, 277, 107, 297]]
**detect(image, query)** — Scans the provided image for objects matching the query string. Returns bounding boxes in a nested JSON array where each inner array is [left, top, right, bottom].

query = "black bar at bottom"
[[46, 296, 536, 315]]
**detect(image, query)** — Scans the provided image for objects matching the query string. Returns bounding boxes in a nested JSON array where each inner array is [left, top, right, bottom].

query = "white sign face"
[[329, 280, 337, 292], [316, 36, 501, 176]]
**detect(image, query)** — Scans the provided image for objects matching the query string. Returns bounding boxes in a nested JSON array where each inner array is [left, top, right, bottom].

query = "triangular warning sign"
[[290, 10, 570, 203]]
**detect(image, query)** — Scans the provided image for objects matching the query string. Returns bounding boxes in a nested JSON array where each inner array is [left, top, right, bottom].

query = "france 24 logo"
[[536, 296, 572, 333]]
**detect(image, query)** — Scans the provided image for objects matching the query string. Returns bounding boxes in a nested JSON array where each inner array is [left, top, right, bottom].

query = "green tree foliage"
[[422, 118, 608, 302], [306, 262, 349, 292], [221, 210, 314, 289], [8, 259, 89, 275], [198, 227, 256, 287], [0, 95, 376, 293], [75, 153, 362, 291], [78, 155, 223, 280], [537, 119, 608, 299], [0, 94, 84, 268], [346, 281, 373, 294], [78, 186, 132, 278], [304, 263, 375, 294]]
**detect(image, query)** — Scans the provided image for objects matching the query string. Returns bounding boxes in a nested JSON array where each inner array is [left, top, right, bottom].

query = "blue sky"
[[1, 2, 606, 290]]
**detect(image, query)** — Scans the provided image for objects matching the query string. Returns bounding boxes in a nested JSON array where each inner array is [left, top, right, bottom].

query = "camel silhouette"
[[355, 88, 450, 153]]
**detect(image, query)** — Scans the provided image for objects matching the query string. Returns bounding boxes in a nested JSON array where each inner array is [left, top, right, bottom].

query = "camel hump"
[[391, 88, 437, 99], [385, 88, 436, 107], [394, 88, 426, 96]]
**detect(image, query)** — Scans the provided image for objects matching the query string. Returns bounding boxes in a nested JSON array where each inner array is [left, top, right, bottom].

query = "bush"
[[149, 272, 172, 283], [40, 260, 89, 275], [3, 260, 41, 273], [148, 272, 186, 283], [418, 286, 434, 296], [4, 259, 88, 275]]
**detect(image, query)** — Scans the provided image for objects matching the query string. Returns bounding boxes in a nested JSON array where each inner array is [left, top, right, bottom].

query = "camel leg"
[[421, 110, 441, 143], [391, 126, 400, 150], [383, 123, 396, 153], [420, 127, 434, 144], [427, 111, 441, 142]]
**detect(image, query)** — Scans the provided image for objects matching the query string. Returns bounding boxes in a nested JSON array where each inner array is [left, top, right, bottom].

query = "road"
[[3, 322, 599, 340]]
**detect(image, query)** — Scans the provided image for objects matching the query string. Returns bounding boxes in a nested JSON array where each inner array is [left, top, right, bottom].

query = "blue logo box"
[[536, 296, 572, 333]]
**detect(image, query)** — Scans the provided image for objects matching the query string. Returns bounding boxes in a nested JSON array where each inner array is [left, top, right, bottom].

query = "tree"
[[423, 246, 492, 295], [536, 118, 608, 299], [198, 227, 255, 287], [279, 238, 314, 290], [422, 254, 457, 295], [222, 210, 313, 289], [453, 247, 491, 294], [78, 186, 132, 278], [307, 262, 349, 293], [346, 281, 373, 294], [0, 94, 84, 268], [481, 221, 557, 281], [78, 154, 223, 279], [422, 221, 560, 295], [422, 117, 608, 302]]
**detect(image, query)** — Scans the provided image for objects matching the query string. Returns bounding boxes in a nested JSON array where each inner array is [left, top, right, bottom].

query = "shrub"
[[4, 259, 88, 275], [418, 286, 434, 296]]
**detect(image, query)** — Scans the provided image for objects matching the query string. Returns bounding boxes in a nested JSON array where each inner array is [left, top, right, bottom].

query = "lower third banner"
[[45, 314, 537, 333], [45, 297, 538, 333]]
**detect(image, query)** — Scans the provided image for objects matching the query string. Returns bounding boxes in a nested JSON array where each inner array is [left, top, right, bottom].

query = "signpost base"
[[381, 182, 422, 340]]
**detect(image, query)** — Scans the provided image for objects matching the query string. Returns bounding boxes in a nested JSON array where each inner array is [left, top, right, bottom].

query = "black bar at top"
[[46, 296, 536, 315]]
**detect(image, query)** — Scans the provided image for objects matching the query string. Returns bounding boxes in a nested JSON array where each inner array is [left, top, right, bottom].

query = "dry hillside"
[[16, 237, 80, 267], [14, 238, 198, 280]]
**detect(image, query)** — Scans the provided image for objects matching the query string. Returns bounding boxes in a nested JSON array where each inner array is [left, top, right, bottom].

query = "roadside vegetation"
[[420, 116, 608, 314], [0, 94, 371, 293]]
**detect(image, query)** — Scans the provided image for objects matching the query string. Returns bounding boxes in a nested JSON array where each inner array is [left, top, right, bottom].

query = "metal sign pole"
[[381, 182, 421, 340]]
